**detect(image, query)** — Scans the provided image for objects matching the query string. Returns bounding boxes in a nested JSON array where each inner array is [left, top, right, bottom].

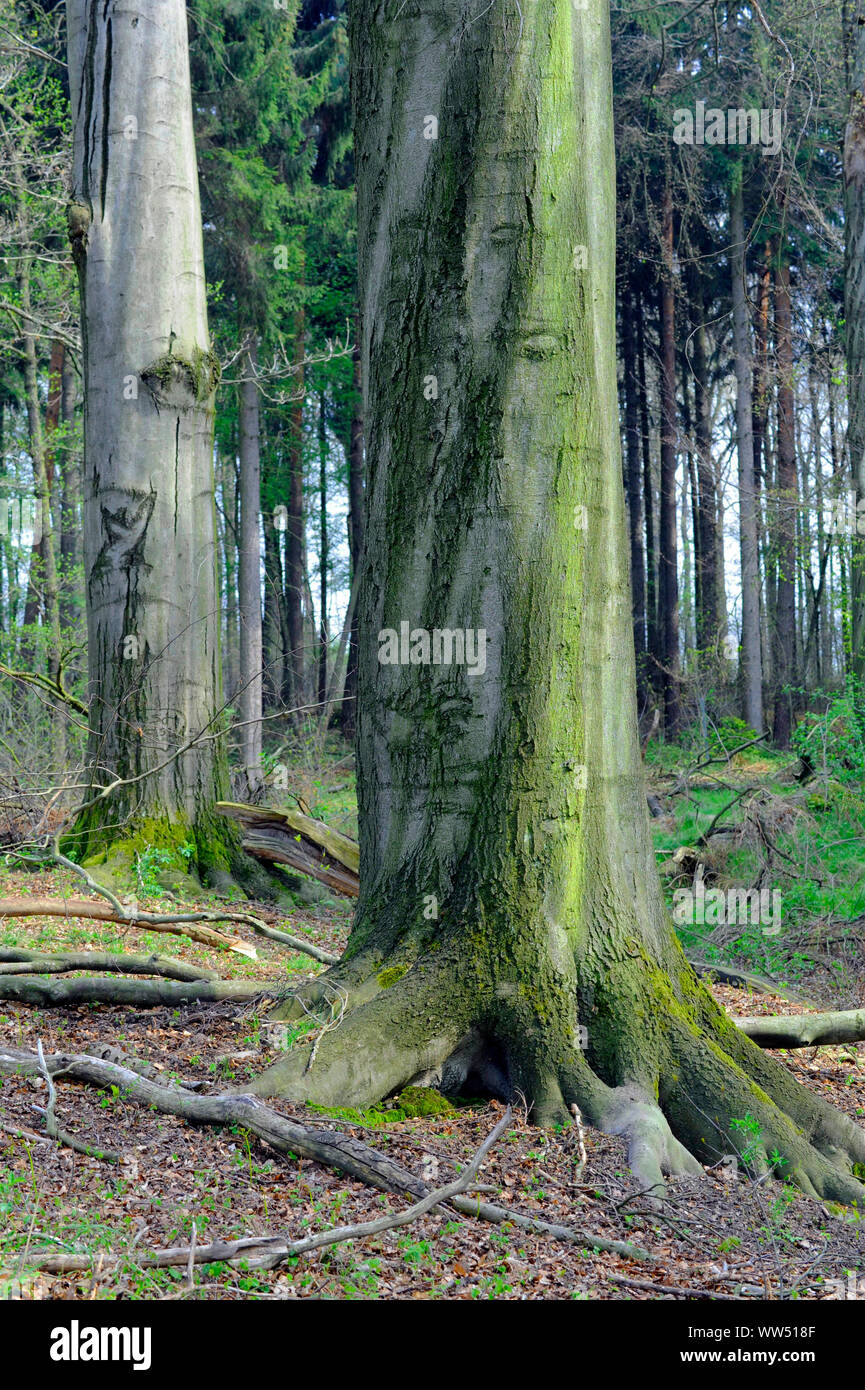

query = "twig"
[[607, 1272, 741, 1300], [0, 1118, 51, 1145], [33, 1038, 119, 1163]]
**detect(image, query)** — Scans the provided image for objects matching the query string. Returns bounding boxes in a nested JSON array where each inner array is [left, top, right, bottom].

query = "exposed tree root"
[[32, 1038, 120, 1164], [237, 944, 865, 1208], [0, 1046, 654, 1263], [735, 1009, 865, 1048]]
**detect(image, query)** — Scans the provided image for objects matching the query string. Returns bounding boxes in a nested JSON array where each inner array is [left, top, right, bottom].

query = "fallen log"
[[0, 948, 220, 982], [0, 897, 255, 957], [734, 1008, 865, 1049], [217, 802, 360, 898], [0, 975, 271, 1007], [687, 957, 813, 1006]]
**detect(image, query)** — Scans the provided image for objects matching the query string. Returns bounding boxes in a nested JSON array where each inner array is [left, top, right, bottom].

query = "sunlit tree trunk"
[[66, 0, 231, 871]]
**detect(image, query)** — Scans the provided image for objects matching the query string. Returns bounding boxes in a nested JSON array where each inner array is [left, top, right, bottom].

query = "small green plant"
[[730, 1112, 763, 1167], [134, 845, 174, 895], [717, 1236, 741, 1253]]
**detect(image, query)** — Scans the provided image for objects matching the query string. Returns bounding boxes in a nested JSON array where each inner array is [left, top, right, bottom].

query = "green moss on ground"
[[309, 1086, 458, 1127]]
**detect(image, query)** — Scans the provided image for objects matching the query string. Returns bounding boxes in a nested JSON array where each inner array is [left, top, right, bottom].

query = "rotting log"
[[0, 976, 271, 1008], [735, 1009, 865, 1049], [0, 948, 220, 982], [0, 897, 254, 956], [217, 802, 360, 898]]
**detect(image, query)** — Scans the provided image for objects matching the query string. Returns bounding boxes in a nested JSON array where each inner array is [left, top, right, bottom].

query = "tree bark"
[[621, 285, 647, 698], [736, 1009, 865, 1049], [285, 306, 306, 711], [689, 273, 718, 656], [317, 391, 329, 709], [636, 283, 659, 680], [0, 975, 263, 1008], [730, 173, 764, 733], [0, 946, 219, 982], [66, 0, 233, 872], [238, 331, 263, 798], [234, 0, 865, 1206], [262, 506, 285, 710], [340, 339, 364, 737], [845, 2, 865, 704], [220, 440, 240, 702], [59, 347, 81, 634], [659, 174, 680, 734], [772, 242, 798, 748]]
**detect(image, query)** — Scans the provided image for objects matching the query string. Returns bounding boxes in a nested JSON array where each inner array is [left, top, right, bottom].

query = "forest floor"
[[1, 733, 864, 1301], [1, 870, 864, 1301]]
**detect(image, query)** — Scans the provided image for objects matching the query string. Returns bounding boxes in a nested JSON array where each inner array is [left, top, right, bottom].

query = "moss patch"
[[377, 964, 408, 989], [141, 345, 221, 408], [310, 1086, 457, 1127]]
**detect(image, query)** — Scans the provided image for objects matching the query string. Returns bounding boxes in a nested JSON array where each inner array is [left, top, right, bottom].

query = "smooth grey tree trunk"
[[66, 0, 228, 862], [772, 247, 797, 748], [845, 0, 865, 700], [658, 175, 680, 733], [238, 332, 263, 798], [730, 174, 764, 734]]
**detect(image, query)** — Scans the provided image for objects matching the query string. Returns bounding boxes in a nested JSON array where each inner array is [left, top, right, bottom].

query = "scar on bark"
[[88, 490, 156, 592]]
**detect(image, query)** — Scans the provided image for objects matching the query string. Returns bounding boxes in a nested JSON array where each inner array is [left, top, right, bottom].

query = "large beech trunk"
[[845, 7, 865, 698], [66, 0, 231, 867], [244, 0, 865, 1204]]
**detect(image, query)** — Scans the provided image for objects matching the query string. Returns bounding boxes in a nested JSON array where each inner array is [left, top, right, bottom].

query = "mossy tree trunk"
[[247, 0, 865, 1203], [65, 0, 233, 875]]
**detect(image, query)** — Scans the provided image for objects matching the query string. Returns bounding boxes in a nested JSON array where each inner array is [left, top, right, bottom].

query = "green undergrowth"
[[648, 726, 865, 983]]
